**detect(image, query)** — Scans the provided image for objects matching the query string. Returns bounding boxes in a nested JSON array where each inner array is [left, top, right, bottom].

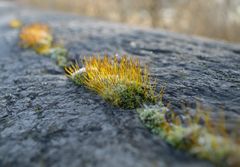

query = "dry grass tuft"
[[65, 55, 158, 109]]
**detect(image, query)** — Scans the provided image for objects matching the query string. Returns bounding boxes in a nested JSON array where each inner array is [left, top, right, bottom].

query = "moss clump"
[[9, 19, 22, 29], [19, 23, 53, 54], [50, 47, 69, 67], [65, 55, 158, 109], [137, 103, 240, 166], [103, 83, 156, 109], [19, 23, 70, 67]]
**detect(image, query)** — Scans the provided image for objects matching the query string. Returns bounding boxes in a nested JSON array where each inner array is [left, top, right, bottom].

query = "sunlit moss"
[[9, 19, 22, 29], [137, 103, 240, 166], [19, 23, 52, 54], [65, 55, 158, 109]]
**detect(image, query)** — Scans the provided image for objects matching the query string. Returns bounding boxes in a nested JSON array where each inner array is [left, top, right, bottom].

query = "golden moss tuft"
[[65, 55, 158, 108], [19, 23, 52, 54], [9, 19, 22, 29]]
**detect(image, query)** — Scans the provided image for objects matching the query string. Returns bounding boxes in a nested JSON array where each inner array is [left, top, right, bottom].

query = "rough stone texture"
[[0, 1, 240, 167]]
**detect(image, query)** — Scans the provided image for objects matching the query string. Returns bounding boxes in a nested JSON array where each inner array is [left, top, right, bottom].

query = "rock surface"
[[0, 2, 240, 167]]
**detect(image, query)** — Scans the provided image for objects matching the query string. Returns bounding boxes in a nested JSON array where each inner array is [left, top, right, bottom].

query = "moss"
[[9, 19, 22, 29], [65, 55, 159, 109], [19, 23, 53, 54], [50, 47, 69, 67], [72, 72, 88, 85], [102, 83, 156, 109], [137, 104, 240, 166]]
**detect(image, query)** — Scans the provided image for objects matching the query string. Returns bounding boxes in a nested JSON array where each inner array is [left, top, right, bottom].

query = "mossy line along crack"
[[13, 20, 240, 167]]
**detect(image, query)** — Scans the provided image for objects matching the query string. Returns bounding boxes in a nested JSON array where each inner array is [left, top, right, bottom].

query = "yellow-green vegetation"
[[9, 19, 22, 29], [137, 103, 240, 167], [16, 21, 240, 166], [50, 47, 69, 67], [19, 23, 53, 54], [18, 23, 69, 66], [65, 55, 158, 109]]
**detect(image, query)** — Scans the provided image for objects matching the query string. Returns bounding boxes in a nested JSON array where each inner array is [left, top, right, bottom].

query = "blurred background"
[[18, 0, 240, 43]]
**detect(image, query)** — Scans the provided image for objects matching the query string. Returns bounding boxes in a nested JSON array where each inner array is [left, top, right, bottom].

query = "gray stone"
[[1, 2, 240, 167]]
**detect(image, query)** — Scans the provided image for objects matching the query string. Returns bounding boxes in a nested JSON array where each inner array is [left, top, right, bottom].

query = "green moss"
[[71, 72, 87, 85], [102, 83, 157, 109], [137, 104, 240, 166], [50, 47, 69, 67]]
